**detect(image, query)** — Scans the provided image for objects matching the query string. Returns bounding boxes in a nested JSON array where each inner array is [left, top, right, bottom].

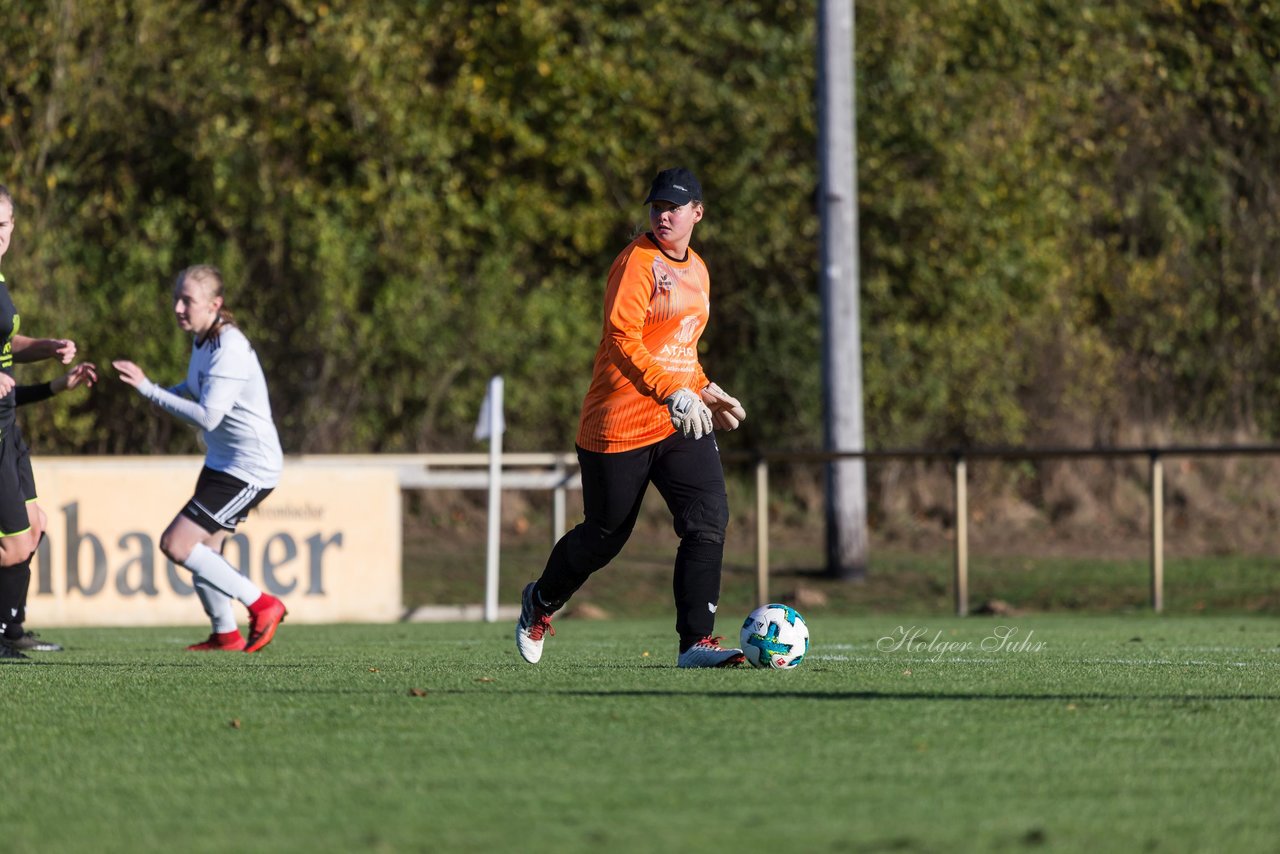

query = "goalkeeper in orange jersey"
[[516, 167, 748, 668]]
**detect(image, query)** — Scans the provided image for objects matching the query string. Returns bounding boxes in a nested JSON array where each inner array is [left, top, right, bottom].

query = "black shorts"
[[0, 423, 36, 538], [181, 466, 273, 534]]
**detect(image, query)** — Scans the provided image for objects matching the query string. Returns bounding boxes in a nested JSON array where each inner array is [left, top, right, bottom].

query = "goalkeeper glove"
[[700, 383, 746, 431], [666, 388, 714, 439]]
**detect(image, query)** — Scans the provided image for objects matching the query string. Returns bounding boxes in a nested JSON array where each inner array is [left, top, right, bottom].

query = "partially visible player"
[[113, 265, 287, 653], [1, 362, 100, 655], [515, 167, 749, 668], [0, 185, 81, 662]]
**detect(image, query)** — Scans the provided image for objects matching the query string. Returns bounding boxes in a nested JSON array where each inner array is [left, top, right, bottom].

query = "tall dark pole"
[[819, 0, 869, 579]]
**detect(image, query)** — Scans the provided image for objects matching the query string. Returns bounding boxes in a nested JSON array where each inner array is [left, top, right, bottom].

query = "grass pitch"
[[3, 615, 1279, 852]]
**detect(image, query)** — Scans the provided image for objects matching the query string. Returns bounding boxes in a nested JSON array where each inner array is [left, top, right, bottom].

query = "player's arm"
[[11, 335, 75, 365], [113, 359, 238, 431], [15, 362, 98, 407], [15, 383, 54, 406]]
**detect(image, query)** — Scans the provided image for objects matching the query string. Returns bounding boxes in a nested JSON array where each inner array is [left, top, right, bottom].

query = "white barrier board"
[[27, 457, 402, 627]]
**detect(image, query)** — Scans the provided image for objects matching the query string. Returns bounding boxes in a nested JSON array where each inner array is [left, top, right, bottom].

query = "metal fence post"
[[552, 454, 567, 546], [1150, 452, 1164, 613], [756, 456, 769, 606], [954, 453, 969, 617]]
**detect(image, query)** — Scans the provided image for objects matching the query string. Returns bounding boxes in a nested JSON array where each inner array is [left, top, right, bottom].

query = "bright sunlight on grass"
[[3, 616, 1279, 852]]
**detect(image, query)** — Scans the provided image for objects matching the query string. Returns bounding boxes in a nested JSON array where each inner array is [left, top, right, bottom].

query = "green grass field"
[[4, 615, 1278, 852]]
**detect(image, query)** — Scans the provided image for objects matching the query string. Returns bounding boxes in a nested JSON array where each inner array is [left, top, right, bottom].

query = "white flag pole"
[[482, 376, 504, 623]]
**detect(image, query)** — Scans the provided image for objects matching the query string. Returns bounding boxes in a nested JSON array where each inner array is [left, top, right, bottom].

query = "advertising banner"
[[28, 458, 402, 626]]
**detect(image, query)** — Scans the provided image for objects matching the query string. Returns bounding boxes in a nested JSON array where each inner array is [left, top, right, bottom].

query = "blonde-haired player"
[[114, 265, 287, 652]]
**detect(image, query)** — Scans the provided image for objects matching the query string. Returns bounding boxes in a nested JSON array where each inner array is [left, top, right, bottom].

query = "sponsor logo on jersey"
[[674, 314, 699, 344], [1, 313, 18, 369], [655, 268, 674, 294]]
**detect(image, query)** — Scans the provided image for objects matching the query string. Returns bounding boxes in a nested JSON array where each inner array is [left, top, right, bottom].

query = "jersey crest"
[[674, 314, 700, 344]]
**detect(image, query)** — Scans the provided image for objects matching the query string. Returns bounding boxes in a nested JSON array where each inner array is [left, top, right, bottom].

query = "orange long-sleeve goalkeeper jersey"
[[577, 233, 711, 453]]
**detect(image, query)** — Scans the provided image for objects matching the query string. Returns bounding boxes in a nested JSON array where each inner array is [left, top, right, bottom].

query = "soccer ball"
[[740, 604, 809, 669]]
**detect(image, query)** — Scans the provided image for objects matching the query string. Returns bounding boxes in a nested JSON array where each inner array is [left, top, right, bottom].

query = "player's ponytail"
[[212, 307, 237, 337]]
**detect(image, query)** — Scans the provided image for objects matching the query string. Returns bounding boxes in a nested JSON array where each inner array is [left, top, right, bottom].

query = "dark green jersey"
[[0, 274, 18, 432]]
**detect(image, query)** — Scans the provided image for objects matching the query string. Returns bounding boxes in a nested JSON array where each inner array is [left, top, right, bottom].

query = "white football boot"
[[677, 636, 746, 668], [515, 582, 555, 664]]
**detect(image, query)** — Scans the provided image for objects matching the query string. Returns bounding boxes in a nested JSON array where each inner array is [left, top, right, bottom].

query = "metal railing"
[[361, 444, 1280, 616], [295, 451, 582, 541], [727, 444, 1280, 615]]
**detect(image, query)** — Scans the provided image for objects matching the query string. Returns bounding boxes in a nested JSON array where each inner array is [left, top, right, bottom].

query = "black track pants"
[[535, 431, 729, 640]]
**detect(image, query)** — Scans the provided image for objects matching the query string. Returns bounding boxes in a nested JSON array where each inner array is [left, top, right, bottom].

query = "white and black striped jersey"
[[140, 325, 283, 488]]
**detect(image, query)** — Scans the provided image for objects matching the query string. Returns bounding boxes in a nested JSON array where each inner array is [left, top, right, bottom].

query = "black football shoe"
[[4, 630, 63, 652], [0, 642, 30, 662]]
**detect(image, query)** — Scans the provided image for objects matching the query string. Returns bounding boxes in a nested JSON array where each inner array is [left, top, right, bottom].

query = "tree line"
[[4, 0, 1278, 458]]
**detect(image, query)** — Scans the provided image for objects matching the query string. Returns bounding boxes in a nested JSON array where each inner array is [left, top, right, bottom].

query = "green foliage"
[[3, 1, 1279, 454], [860, 0, 1280, 444], [2, 1, 820, 453]]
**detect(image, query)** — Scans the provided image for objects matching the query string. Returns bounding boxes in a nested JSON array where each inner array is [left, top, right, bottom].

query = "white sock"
[[194, 576, 238, 634], [184, 543, 263, 607]]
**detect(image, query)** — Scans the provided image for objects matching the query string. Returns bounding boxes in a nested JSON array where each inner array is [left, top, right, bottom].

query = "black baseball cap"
[[644, 168, 702, 206]]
